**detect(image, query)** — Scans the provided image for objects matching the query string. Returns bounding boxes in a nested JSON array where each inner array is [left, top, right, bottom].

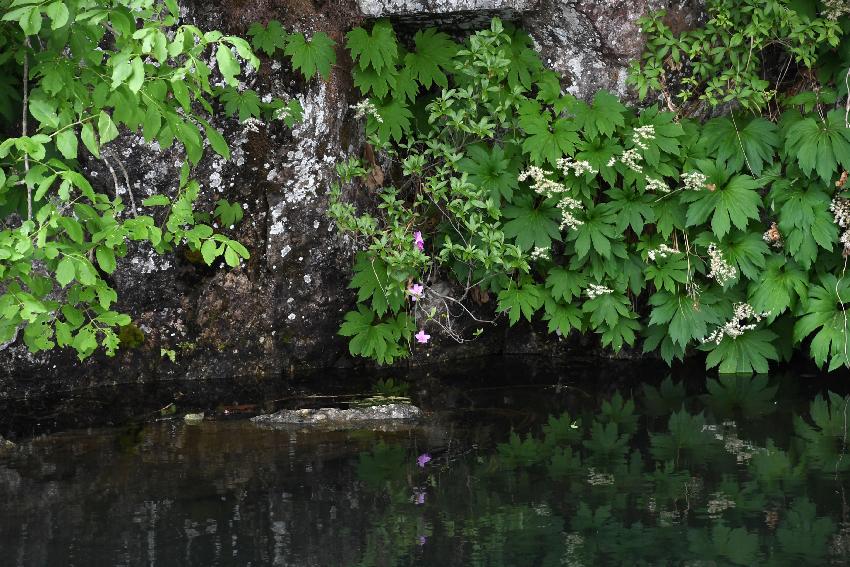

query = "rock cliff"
[[0, 0, 700, 395]]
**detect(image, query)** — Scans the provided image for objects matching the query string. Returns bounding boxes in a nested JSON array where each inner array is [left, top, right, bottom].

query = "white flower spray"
[[702, 303, 771, 344], [585, 284, 613, 299], [518, 166, 584, 231], [706, 243, 737, 285], [350, 99, 383, 123]]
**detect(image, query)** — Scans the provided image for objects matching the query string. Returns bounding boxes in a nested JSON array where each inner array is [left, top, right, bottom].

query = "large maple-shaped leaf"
[[346, 20, 397, 73], [545, 266, 588, 303], [700, 328, 779, 374], [702, 116, 779, 176], [648, 289, 725, 348], [603, 187, 655, 234], [502, 194, 561, 251], [284, 32, 336, 81], [570, 91, 626, 139], [347, 253, 404, 316], [518, 102, 579, 166], [353, 66, 396, 98], [458, 144, 519, 201], [504, 27, 543, 90], [543, 294, 583, 335], [369, 98, 412, 144], [497, 277, 544, 325], [567, 203, 619, 259], [403, 28, 457, 89], [747, 256, 808, 318], [794, 274, 850, 370], [248, 20, 287, 56], [681, 159, 764, 238], [785, 109, 850, 183]]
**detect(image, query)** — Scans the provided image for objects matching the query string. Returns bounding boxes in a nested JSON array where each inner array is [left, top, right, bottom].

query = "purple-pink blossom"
[[417, 453, 431, 468], [415, 329, 430, 344], [408, 283, 424, 301], [413, 488, 426, 505], [413, 231, 425, 251]]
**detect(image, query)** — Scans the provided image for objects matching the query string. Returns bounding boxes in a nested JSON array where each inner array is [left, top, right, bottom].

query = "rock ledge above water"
[[252, 403, 422, 426]]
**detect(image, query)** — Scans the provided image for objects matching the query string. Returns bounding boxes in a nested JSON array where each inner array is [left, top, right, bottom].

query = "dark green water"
[[2, 358, 850, 565]]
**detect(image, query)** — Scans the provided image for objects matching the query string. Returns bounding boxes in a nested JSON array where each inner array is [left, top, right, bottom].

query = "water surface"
[[2, 359, 850, 565]]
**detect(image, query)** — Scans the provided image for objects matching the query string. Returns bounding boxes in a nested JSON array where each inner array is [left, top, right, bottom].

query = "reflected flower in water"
[[413, 488, 426, 505], [417, 453, 432, 468], [417, 535, 427, 546]]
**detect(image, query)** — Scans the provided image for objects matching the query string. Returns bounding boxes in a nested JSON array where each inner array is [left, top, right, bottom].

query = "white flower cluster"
[[824, 0, 850, 20], [608, 149, 644, 173], [585, 283, 612, 299], [519, 166, 567, 195], [830, 196, 850, 255], [646, 177, 669, 193], [242, 117, 265, 133], [707, 243, 737, 285], [273, 105, 292, 121], [647, 243, 678, 262], [702, 302, 770, 345], [518, 166, 584, 231], [350, 99, 383, 123], [706, 492, 736, 516], [632, 124, 656, 150], [681, 171, 707, 191], [529, 247, 551, 261], [557, 157, 597, 177]]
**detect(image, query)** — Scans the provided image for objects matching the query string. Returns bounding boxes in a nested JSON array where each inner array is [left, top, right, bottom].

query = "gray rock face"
[[252, 403, 422, 427], [0, 0, 698, 395]]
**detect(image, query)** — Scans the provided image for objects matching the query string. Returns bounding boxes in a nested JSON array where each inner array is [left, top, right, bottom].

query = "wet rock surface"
[[0, 0, 701, 395], [252, 403, 422, 427]]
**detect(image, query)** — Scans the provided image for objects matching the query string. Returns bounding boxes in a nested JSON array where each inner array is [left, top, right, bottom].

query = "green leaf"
[[785, 110, 850, 183], [200, 239, 219, 265], [128, 57, 145, 93], [201, 120, 230, 159], [702, 116, 779, 176], [216, 42, 240, 86], [28, 94, 59, 129], [681, 160, 763, 238], [285, 31, 337, 81], [348, 253, 404, 317], [56, 257, 75, 287], [497, 277, 544, 325], [45, 1, 69, 29], [55, 129, 78, 159], [95, 246, 116, 274], [403, 28, 457, 89], [502, 195, 561, 251], [370, 98, 412, 144], [457, 144, 518, 202], [97, 111, 119, 145], [570, 91, 626, 139], [519, 105, 579, 166], [545, 267, 588, 303], [794, 274, 850, 369], [346, 21, 397, 74], [218, 87, 261, 122], [701, 329, 779, 374], [248, 20, 287, 56]]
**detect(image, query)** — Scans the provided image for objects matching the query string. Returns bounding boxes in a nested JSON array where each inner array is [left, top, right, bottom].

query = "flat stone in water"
[[251, 403, 421, 426]]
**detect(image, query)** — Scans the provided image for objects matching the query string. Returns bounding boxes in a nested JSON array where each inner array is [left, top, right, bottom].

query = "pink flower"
[[408, 283, 424, 301], [415, 329, 430, 344], [417, 535, 427, 546], [413, 231, 425, 251], [417, 453, 431, 467]]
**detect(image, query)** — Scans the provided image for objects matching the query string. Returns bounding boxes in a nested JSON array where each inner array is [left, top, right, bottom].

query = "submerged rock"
[[183, 413, 205, 424], [0, 435, 14, 451], [252, 403, 422, 427]]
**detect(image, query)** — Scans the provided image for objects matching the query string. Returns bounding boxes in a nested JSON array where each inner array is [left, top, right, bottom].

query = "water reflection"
[[2, 369, 850, 565]]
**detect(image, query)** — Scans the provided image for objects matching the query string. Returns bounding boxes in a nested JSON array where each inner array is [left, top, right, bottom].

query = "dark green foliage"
[[329, 10, 850, 374]]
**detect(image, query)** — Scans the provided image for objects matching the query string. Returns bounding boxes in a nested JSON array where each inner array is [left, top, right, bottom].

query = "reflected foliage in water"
[[3, 370, 850, 566], [352, 375, 850, 566]]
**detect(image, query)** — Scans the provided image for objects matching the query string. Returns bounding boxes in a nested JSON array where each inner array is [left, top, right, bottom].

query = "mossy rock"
[[118, 324, 145, 349]]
